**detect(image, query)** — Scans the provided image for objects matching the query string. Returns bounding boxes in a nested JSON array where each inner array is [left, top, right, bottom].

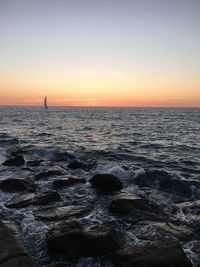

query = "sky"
[[0, 0, 200, 107]]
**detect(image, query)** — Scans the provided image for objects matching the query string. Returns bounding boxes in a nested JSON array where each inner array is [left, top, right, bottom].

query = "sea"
[[0, 106, 200, 266]]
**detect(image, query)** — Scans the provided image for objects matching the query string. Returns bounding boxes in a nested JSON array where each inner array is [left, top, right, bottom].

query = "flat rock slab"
[[52, 177, 86, 188], [0, 178, 36, 192], [46, 221, 125, 261], [133, 221, 193, 242], [111, 238, 192, 267], [174, 200, 200, 211], [6, 191, 61, 208], [0, 220, 37, 267], [35, 170, 64, 180], [34, 205, 92, 220], [109, 190, 162, 215]]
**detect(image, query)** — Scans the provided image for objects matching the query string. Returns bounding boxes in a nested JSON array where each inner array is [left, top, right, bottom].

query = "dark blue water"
[[0, 107, 200, 267], [0, 107, 199, 171]]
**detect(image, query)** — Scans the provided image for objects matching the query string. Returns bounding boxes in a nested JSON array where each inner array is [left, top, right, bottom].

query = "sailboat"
[[44, 96, 48, 109]]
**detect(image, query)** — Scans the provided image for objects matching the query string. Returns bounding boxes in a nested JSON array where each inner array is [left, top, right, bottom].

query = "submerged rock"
[[46, 221, 124, 261], [34, 205, 92, 220], [68, 160, 88, 170], [111, 238, 192, 267], [90, 173, 123, 191], [6, 190, 61, 208], [26, 160, 43, 167], [134, 169, 172, 187], [52, 176, 86, 188], [134, 169, 199, 198], [109, 190, 162, 216], [159, 177, 197, 198], [35, 170, 64, 180], [0, 220, 37, 267], [0, 178, 36, 192], [2, 154, 25, 167]]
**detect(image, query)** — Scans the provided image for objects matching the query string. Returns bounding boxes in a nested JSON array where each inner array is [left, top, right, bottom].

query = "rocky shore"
[[0, 150, 200, 266], [0, 220, 36, 267]]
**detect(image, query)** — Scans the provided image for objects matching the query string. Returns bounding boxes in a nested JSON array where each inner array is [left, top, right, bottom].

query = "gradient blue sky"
[[0, 0, 200, 106]]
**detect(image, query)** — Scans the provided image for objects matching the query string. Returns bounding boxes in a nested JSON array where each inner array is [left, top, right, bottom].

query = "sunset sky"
[[0, 0, 200, 107]]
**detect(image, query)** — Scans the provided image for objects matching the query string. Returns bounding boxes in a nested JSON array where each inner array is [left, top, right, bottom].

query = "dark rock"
[[133, 221, 193, 242], [50, 151, 75, 162], [2, 220, 20, 239], [134, 169, 172, 188], [90, 174, 123, 191], [159, 177, 194, 197], [26, 160, 43, 167], [34, 205, 92, 220], [111, 239, 192, 267], [2, 155, 25, 167], [134, 169, 199, 198], [35, 190, 61, 205], [0, 178, 36, 192], [46, 222, 124, 261], [108, 191, 162, 216], [0, 220, 37, 267], [174, 200, 200, 213], [52, 176, 86, 188], [68, 160, 88, 170], [35, 170, 64, 180], [6, 191, 61, 208]]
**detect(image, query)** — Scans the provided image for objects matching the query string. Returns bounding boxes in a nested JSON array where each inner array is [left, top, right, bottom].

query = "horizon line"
[[0, 105, 199, 109]]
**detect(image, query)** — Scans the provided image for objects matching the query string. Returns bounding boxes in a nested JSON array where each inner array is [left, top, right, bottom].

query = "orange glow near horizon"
[[0, 69, 199, 107]]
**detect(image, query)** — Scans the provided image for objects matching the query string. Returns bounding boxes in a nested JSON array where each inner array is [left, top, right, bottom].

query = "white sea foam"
[[184, 241, 200, 267], [176, 209, 190, 223], [76, 257, 113, 267], [133, 168, 145, 178], [95, 164, 134, 180], [126, 184, 145, 196]]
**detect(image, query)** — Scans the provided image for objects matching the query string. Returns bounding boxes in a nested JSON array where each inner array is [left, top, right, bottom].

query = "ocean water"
[[0, 106, 200, 266]]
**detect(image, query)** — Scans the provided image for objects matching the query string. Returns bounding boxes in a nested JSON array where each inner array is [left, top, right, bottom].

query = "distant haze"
[[0, 0, 200, 107]]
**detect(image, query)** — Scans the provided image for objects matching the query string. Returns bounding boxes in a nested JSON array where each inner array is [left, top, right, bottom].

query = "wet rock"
[[26, 160, 43, 167], [159, 177, 197, 198], [52, 176, 86, 188], [50, 151, 75, 162], [35, 170, 64, 180], [68, 160, 88, 170], [143, 187, 183, 205], [134, 169, 172, 187], [34, 205, 92, 220], [46, 222, 124, 261], [134, 169, 199, 198], [2, 155, 25, 167], [0, 220, 37, 267], [174, 200, 200, 212], [6, 190, 61, 208], [90, 174, 123, 191], [133, 221, 193, 242], [109, 190, 162, 216], [0, 178, 36, 192], [111, 238, 192, 267], [2, 220, 20, 239]]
